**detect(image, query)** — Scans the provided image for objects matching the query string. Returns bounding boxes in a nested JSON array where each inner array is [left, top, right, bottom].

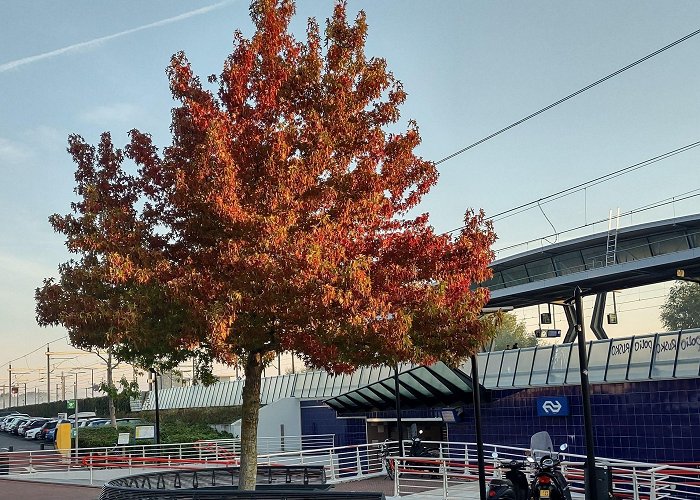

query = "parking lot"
[[0, 430, 48, 452]]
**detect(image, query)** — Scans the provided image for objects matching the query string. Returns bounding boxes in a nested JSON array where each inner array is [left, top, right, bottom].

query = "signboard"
[[57, 412, 67, 419], [135, 425, 155, 439], [440, 409, 457, 423], [67, 400, 76, 410], [117, 432, 131, 445], [537, 396, 569, 417]]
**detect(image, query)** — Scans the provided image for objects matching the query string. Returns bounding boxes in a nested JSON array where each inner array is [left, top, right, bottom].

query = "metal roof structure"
[[140, 330, 700, 412], [484, 214, 700, 308], [323, 329, 700, 414], [322, 362, 477, 414]]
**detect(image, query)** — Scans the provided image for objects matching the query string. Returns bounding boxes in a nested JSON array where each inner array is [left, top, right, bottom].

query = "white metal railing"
[[0, 438, 386, 485], [3, 437, 700, 497], [387, 440, 700, 499]]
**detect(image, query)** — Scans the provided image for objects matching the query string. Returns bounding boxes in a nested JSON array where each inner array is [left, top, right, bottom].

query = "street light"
[[149, 369, 161, 445]]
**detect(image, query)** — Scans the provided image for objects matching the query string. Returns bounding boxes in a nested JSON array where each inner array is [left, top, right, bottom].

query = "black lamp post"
[[150, 369, 161, 445], [574, 287, 598, 500]]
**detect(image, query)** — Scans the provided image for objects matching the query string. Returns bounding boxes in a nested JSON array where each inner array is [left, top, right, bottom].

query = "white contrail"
[[0, 1, 233, 74]]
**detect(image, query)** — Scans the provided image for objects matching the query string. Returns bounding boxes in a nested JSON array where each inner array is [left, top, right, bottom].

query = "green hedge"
[[78, 422, 232, 447], [10, 395, 134, 419]]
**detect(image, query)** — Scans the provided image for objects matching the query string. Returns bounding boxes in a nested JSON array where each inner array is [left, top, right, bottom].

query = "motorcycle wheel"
[[385, 457, 395, 480]]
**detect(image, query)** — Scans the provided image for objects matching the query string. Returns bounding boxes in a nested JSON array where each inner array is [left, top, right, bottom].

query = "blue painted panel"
[[536, 396, 569, 416]]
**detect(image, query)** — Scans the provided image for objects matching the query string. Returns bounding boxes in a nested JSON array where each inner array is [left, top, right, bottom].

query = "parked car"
[[39, 419, 67, 441], [25, 426, 43, 440], [19, 417, 48, 437], [115, 418, 147, 427], [1, 414, 28, 431], [44, 419, 70, 443], [86, 419, 110, 427], [7, 416, 30, 434]]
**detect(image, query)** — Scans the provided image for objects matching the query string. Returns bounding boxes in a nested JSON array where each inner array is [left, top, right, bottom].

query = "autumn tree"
[[485, 313, 538, 351], [35, 134, 209, 424], [41, 1, 495, 489], [660, 281, 700, 330]]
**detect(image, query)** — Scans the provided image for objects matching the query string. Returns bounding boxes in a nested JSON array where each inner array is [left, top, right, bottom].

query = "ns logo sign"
[[537, 397, 569, 417]]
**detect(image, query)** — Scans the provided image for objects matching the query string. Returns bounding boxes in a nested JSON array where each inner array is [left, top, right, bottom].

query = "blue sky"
[[1, 1, 699, 387]]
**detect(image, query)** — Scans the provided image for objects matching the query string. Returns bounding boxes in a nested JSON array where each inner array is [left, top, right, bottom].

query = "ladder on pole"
[[605, 208, 620, 266]]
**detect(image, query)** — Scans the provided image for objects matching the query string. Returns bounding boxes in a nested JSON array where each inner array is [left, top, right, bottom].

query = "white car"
[[25, 427, 42, 440]]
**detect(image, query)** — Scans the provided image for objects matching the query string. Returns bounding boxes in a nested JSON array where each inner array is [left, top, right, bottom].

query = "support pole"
[[394, 365, 403, 454], [575, 286, 598, 500], [151, 369, 161, 445], [470, 354, 486, 500], [47, 346, 51, 404]]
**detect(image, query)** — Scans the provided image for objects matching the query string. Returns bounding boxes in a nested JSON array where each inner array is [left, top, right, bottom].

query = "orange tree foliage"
[[39, 0, 496, 489], [35, 133, 209, 374]]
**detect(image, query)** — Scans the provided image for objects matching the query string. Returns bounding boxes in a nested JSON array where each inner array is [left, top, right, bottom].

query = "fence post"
[[394, 459, 399, 498], [356, 447, 362, 477], [442, 460, 448, 497], [89, 455, 93, 485], [329, 449, 336, 481], [649, 471, 656, 500], [632, 467, 639, 500]]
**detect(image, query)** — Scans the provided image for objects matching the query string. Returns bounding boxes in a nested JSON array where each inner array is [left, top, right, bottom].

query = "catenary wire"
[[434, 28, 700, 166]]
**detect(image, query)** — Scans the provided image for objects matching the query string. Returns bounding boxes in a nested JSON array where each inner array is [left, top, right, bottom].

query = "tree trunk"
[[107, 351, 117, 427], [238, 352, 264, 490]]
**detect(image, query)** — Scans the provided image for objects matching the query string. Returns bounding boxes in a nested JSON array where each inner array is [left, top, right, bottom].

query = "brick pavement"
[[0, 478, 100, 499]]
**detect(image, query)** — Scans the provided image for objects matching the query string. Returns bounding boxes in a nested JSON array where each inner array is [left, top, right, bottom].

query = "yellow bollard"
[[55, 423, 72, 457]]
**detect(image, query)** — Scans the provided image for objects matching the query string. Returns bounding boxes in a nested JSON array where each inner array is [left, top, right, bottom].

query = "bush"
[[78, 422, 232, 447]]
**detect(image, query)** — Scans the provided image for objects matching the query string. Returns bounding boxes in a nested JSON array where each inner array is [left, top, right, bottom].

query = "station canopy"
[[323, 361, 479, 415]]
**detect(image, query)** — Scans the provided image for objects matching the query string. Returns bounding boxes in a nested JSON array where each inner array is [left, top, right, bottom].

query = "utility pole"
[[575, 287, 598, 500], [61, 371, 66, 401], [46, 345, 51, 404], [23, 383, 27, 406]]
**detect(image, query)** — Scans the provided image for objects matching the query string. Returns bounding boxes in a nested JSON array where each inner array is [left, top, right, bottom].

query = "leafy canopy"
[[660, 281, 700, 330]]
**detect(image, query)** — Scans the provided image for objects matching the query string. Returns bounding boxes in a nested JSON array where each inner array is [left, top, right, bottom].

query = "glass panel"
[[483, 352, 503, 388], [501, 265, 529, 287], [356, 388, 384, 406], [513, 348, 536, 386], [565, 343, 582, 384], [525, 258, 556, 282], [616, 237, 651, 263], [580, 245, 607, 270], [675, 331, 700, 377], [484, 271, 505, 291], [372, 382, 395, 399], [530, 346, 553, 385], [553, 251, 585, 276], [651, 332, 678, 378], [548, 344, 571, 384], [410, 367, 451, 395], [628, 335, 655, 380], [648, 231, 689, 255], [431, 363, 472, 392], [402, 374, 436, 397], [688, 230, 700, 249], [607, 338, 633, 381], [498, 350, 519, 387], [357, 367, 371, 387]]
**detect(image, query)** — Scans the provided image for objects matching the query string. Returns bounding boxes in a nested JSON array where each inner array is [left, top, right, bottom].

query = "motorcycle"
[[528, 431, 572, 500], [380, 433, 441, 480], [380, 439, 397, 480], [487, 452, 529, 500]]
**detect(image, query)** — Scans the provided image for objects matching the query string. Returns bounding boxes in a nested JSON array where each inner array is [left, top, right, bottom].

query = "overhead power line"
[[435, 27, 700, 165], [442, 141, 700, 235], [494, 190, 700, 254], [490, 141, 700, 222]]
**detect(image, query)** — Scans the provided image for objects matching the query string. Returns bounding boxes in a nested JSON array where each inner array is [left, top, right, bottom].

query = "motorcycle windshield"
[[530, 431, 554, 461]]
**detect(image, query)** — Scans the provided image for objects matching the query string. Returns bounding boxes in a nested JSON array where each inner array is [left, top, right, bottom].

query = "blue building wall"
[[448, 378, 700, 464], [300, 400, 367, 447], [302, 378, 700, 463]]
